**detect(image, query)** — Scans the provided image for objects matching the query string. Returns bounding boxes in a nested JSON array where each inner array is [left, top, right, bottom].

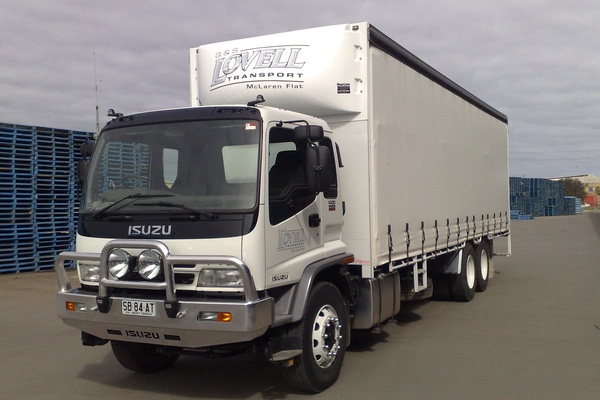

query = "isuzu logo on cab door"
[[128, 225, 172, 236]]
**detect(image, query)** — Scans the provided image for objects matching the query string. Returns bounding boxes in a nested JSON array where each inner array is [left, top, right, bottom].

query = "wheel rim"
[[480, 249, 489, 281], [311, 304, 343, 369], [466, 254, 476, 289]]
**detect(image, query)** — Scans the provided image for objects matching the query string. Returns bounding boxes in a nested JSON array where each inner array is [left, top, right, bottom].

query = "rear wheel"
[[450, 243, 476, 302], [111, 341, 179, 373], [283, 282, 349, 393], [475, 241, 491, 292]]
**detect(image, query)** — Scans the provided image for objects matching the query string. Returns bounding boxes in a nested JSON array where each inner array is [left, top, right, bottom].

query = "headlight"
[[138, 249, 163, 281], [108, 249, 131, 278], [79, 262, 100, 282], [198, 269, 243, 288]]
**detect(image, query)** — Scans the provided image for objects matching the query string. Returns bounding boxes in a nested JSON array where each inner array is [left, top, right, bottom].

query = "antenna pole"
[[94, 52, 100, 137]]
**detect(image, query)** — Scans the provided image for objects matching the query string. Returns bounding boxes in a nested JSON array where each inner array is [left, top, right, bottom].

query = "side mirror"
[[294, 125, 324, 143], [81, 139, 95, 157], [77, 159, 90, 188], [77, 140, 95, 188], [306, 145, 332, 193]]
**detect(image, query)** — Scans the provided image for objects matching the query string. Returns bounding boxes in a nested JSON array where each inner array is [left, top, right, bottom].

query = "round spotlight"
[[108, 249, 131, 279], [138, 249, 163, 281]]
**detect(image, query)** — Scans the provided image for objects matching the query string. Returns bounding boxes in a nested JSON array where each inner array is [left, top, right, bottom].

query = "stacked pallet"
[[510, 177, 583, 218], [542, 179, 565, 217], [564, 196, 583, 215], [0, 123, 92, 274], [0, 125, 36, 272], [510, 210, 533, 220], [509, 177, 531, 217]]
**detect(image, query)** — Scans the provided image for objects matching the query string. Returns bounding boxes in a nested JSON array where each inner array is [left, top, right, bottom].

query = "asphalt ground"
[[1, 212, 599, 399]]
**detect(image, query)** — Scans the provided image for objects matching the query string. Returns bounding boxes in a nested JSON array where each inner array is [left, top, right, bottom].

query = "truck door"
[[265, 126, 323, 286]]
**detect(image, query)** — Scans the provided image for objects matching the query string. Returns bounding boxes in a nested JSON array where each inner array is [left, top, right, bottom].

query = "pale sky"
[[1, 0, 599, 178]]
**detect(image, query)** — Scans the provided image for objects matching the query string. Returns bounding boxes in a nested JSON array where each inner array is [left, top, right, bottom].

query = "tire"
[[450, 244, 476, 302], [111, 341, 179, 373], [282, 282, 349, 393], [475, 241, 490, 292]]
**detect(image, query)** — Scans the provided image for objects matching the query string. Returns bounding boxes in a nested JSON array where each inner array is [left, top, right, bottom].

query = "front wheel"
[[111, 341, 179, 373], [283, 282, 349, 393]]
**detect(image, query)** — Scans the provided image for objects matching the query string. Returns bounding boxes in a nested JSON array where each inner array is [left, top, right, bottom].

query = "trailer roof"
[[368, 25, 508, 124]]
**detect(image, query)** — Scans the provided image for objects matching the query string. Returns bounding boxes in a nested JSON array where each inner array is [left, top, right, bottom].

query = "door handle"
[[309, 213, 321, 228]]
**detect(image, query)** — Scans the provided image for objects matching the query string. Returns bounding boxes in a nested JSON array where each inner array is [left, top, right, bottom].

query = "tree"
[[562, 178, 587, 200]]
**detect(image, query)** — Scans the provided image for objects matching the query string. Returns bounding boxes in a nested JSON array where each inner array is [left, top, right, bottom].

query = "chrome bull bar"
[[55, 239, 259, 318]]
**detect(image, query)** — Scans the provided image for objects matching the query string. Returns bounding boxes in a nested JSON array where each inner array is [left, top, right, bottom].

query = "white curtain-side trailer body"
[[190, 22, 510, 278]]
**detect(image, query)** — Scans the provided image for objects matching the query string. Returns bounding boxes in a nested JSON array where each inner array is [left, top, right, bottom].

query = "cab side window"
[[268, 128, 316, 225]]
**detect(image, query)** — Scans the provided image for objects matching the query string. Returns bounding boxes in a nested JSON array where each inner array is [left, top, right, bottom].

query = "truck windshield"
[[82, 120, 261, 214]]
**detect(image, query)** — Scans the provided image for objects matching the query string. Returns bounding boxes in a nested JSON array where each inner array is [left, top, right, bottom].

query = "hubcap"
[[466, 254, 476, 288], [311, 305, 343, 369], [480, 249, 489, 280]]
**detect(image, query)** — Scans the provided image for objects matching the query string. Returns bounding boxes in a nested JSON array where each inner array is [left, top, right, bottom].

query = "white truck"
[[56, 22, 510, 393]]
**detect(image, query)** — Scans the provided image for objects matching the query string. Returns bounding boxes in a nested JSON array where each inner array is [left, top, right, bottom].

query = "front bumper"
[[55, 240, 274, 348]]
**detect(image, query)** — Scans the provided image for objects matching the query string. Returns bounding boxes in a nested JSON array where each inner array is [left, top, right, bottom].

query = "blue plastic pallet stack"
[[509, 209, 533, 220], [0, 124, 37, 273], [542, 179, 565, 217], [0, 122, 92, 274], [509, 177, 531, 218], [564, 196, 583, 215], [510, 177, 568, 218]]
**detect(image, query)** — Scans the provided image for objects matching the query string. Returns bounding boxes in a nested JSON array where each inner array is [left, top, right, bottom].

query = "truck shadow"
[[348, 299, 428, 352], [79, 352, 292, 399], [396, 300, 429, 324], [77, 301, 430, 398]]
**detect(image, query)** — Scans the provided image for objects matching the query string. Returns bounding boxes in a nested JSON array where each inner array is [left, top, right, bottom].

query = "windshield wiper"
[[92, 193, 174, 220], [136, 201, 218, 220]]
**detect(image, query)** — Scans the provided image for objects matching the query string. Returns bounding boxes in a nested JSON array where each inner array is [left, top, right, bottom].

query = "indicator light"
[[197, 311, 232, 322], [218, 312, 232, 323], [66, 301, 86, 312]]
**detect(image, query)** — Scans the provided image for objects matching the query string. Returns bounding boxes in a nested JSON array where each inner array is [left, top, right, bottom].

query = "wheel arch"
[[439, 239, 485, 275], [289, 253, 354, 323]]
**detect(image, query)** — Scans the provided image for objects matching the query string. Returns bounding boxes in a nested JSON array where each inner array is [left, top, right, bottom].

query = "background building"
[[550, 174, 600, 206]]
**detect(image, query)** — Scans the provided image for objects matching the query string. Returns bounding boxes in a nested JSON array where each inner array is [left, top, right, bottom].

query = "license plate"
[[121, 300, 156, 317]]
